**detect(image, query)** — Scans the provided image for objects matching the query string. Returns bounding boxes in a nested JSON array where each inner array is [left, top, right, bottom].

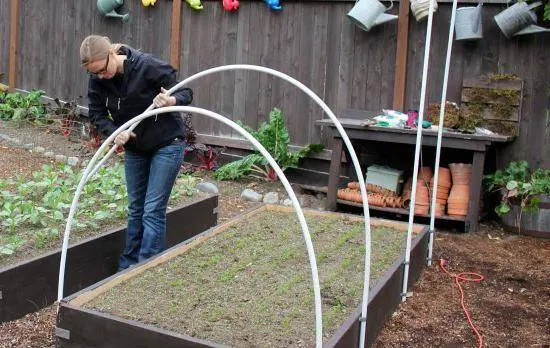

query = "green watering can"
[[97, 0, 130, 22]]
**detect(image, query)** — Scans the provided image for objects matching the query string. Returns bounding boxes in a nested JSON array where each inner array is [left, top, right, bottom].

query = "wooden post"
[[170, 0, 182, 69], [8, 0, 19, 91], [392, 0, 410, 111]]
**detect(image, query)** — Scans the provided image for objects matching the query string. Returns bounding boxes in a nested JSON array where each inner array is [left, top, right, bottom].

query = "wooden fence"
[[2, 0, 549, 168]]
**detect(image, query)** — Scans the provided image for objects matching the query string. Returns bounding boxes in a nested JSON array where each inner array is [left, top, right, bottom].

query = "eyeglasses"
[[88, 54, 110, 77]]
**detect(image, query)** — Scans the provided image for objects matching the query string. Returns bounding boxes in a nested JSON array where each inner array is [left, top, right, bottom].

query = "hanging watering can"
[[494, 1, 550, 38], [347, 0, 398, 32], [410, 0, 438, 22], [97, 0, 130, 22], [454, 3, 483, 41]]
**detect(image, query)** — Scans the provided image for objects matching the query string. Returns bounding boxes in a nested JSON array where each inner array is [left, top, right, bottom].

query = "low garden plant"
[[485, 161, 550, 231], [213, 108, 323, 181], [0, 162, 199, 260], [0, 89, 49, 126]]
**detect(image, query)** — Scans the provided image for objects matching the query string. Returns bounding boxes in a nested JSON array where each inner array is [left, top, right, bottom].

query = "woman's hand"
[[153, 87, 177, 108], [114, 130, 136, 146]]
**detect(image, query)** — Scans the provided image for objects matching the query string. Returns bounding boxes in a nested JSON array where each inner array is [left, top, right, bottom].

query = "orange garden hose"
[[439, 259, 484, 348]]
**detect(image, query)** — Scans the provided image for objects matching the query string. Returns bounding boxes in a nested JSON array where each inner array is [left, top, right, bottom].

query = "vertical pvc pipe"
[[428, 0, 458, 266], [401, 0, 436, 302]]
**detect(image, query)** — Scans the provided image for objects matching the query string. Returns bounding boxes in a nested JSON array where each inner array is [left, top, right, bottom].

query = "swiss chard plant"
[[214, 108, 323, 182], [485, 161, 550, 232], [0, 89, 49, 125]]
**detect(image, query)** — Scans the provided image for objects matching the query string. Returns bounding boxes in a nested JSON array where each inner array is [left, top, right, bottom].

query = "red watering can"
[[223, 0, 239, 11]]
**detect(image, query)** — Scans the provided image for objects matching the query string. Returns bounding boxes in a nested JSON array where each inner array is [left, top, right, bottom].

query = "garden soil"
[[0, 123, 549, 347], [85, 210, 406, 347]]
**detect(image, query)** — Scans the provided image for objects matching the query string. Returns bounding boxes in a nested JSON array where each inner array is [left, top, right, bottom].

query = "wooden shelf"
[[299, 183, 466, 222], [337, 199, 466, 222]]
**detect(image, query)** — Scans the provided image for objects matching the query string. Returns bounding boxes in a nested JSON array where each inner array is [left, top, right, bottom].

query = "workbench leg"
[[326, 138, 343, 211], [466, 151, 485, 232]]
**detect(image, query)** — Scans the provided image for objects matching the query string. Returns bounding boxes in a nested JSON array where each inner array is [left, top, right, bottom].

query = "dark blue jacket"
[[87, 46, 193, 154]]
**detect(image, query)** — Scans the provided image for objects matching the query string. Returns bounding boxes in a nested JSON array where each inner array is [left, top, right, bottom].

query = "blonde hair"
[[79, 35, 125, 66]]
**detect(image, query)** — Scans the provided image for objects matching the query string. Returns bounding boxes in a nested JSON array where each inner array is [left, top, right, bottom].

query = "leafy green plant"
[[485, 161, 550, 232], [0, 161, 199, 257], [0, 89, 48, 125], [214, 108, 323, 181]]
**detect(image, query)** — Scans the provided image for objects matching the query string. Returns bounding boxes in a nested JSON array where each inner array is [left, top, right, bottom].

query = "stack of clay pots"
[[429, 167, 452, 217], [401, 167, 432, 215], [337, 182, 402, 207], [447, 163, 472, 216]]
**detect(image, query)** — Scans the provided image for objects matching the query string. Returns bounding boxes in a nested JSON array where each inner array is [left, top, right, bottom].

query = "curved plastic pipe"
[[59, 106, 324, 345], [428, 0, 458, 267], [84, 64, 373, 347], [401, 0, 436, 301]]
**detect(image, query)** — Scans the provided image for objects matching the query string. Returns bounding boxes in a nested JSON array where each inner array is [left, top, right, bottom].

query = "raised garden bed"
[[0, 194, 218, 323], [56, 205, 428, 347]]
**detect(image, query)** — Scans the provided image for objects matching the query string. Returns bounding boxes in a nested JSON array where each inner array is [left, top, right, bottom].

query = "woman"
[[80, 35, 193, 270]]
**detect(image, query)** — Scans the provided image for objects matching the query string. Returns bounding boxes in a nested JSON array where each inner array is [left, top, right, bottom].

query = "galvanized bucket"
[[455, 3, 483, 41], [347, 0, 398, 32], [494, 1, 542, 38]]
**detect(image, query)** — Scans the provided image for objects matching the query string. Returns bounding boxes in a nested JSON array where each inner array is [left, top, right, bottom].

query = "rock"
[[10, 138, 21, 146], [44, 151, 55, 158], [196, 182, 219, 194], [23, 143, 34, 149], [263, 192, 279, 204], [241, 189, 262, 202], [281, 198, 293, 206], [67, 156, 80, 166], [55, 154, 67, 162], [34, 146, 45, 153]]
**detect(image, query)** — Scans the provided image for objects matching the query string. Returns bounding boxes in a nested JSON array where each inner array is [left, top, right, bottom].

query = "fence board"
[[0, 1, 9, 81], [4, 1, 549, 169]]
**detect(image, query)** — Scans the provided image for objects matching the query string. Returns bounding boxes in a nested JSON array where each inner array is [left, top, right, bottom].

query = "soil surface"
[[0, 122, 549, 347], [86, 209, 407, 347]]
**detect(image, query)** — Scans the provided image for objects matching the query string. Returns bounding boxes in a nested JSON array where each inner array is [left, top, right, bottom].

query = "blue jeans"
[[118, 140, 185, 270]]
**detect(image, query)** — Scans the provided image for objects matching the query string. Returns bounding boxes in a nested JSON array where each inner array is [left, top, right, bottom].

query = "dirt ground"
[[0, 122, 549, 347]]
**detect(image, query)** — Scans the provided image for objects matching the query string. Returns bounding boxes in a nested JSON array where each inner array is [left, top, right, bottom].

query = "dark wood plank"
[[326, 137, 343, 211], [232, 2, 250, 130], [466, 151, 485, 232], [244, 2, 263, 132], [336, 5, 354, 115], [0, 1, 9, 79], [307, 4, 329, 145]]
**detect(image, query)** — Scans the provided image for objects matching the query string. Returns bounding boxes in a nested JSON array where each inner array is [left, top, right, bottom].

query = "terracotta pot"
[[449, 163, 472, 185], [429, 169, 452, 189], [447, 207, 468, 216], [448, 184, 469, 205], [414, 204, 429, 215], [432, 203, 446, 217], [347, 182, 360, 190], [419, 167, 434, 181]]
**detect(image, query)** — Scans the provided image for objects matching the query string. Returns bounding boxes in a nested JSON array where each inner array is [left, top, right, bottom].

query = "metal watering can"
[[455, 3, 483, 41], [97, 0, 130, 22], [494, 1, 550, 38], [347, 0, 398, 32]]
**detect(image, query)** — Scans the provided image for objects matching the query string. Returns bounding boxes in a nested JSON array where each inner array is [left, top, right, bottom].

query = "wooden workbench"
[[316, 117, 514, 232]]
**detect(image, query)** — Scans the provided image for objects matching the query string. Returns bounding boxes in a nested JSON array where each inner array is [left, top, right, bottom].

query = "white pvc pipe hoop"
[[401, 0, 436, 302], [81, 64, 373, 347], [428, 0, 458, 267], [58, 106, 325, 345]]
